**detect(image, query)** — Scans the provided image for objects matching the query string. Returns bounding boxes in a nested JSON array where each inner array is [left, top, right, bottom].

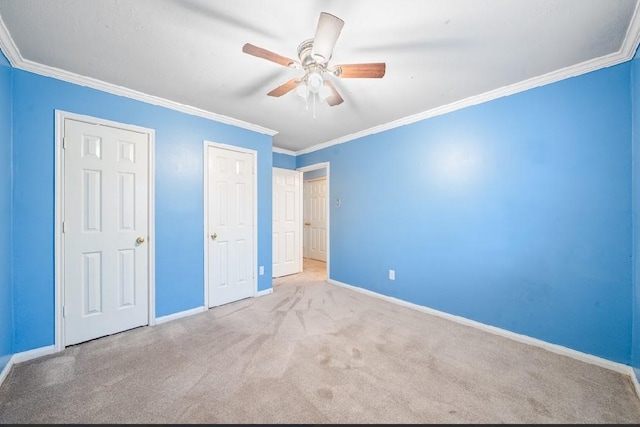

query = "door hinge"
[[62, 221, 66, 233], [62, 306, 66, 317], [62, 137, 67, 149]]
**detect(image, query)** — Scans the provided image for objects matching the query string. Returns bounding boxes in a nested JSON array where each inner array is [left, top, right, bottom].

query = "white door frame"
[[54, 110, 156, 352], [297, 162, 330, 278], [203, 140, 258, 308]]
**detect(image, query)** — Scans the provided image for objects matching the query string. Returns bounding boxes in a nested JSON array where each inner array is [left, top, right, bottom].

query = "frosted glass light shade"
[[319, 83, 332, 100], [307, 72, 323, 93], [296, 82, 309, 98]]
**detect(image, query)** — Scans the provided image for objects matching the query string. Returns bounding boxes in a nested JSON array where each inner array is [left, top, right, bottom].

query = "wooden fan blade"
[[267, 78, 298, 97], [335, 63, 386, 78], [242, 43, 296, 67], [324, 80, 344, 106]]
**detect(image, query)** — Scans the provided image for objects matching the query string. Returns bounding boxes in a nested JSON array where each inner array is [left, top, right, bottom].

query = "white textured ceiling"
[[0, 0, 639, 153]]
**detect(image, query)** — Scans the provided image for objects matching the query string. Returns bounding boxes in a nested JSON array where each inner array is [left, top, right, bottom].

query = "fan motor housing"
[[297, 39, 322, 69]]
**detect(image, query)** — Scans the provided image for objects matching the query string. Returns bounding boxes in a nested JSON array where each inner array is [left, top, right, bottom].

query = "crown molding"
[[295, 2, 640, 156], [0, 15, 277, 137], [621, 0, 640, 59], [3, 5, 639, 152], [0, 13, 19, 66], [295, 53, 635, 157], [272, 146, 296, 156]]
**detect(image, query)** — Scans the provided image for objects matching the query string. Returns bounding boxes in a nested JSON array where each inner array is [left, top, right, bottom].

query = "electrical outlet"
[[389, 269, 395, 280], [259, 266, 264, 275]]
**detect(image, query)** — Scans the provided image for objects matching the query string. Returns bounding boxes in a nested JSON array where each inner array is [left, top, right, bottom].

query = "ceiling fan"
[[242, 12, 386, 107]]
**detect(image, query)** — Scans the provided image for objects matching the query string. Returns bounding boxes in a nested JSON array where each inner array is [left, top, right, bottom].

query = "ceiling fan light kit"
[[306, 70, 324, 93], [295, 82, 309, 98], [242, 11, 386, 117]]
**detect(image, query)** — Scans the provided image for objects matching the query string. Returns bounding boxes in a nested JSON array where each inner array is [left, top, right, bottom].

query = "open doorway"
[[298, 162, 329, 280]]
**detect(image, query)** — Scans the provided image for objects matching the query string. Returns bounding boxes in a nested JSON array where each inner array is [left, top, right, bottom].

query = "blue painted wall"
[[0, 50, 12, 372], [2, 46, 639, 372], [11, 70, 273, 353], [632, 48, 640, 380], [298, 62, 633, 364], [273, 151, 296, 169]]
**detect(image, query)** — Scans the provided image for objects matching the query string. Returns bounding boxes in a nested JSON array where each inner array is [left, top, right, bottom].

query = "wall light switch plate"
[[389, 270, 395, 280], [259, 266, 264, 275]]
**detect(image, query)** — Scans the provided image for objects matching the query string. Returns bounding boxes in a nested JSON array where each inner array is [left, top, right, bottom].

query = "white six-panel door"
[[272, 168, 302, 278], [63, 118, 149, 346], [207, 144, 255, 307], [303, 178, 327, 262]]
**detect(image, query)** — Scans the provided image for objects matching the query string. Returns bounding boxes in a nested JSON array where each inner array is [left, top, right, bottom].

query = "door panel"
[[64, 118, 149, 346], [272, 168, 301, 277], [207, 145, 255, 307], [303, 178, 327, 262]]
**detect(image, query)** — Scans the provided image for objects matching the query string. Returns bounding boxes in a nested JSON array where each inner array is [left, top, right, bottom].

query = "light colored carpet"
[[1, 258, 640, 424]]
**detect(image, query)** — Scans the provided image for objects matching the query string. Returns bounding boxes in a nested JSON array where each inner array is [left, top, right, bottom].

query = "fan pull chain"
[[313, 92, 317, 119]]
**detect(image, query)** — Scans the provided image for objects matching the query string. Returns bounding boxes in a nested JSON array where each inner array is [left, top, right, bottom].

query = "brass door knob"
[[136, 237, 145, 244], [211, 233, 217, 240], [304, 222, 311, 226]]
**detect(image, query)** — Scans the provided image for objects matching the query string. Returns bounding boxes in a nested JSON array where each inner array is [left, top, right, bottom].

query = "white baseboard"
[[12, 345, 56, 364], [0, 356, 13, 387], [255, 288, 273, 297], [3, 283, 638, 402], [156, 289, 273, 324], [0, 304, 210, 388], [327, 279, 637, 382], [155, 290, 272, 325], [0, 289, 269, 388], [0, 345, 57, 388], [155, 306, 205, 325], [631, 369, 640, 399]]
